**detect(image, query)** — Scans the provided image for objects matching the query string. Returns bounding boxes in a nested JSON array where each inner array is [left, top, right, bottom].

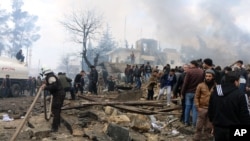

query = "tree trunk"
[[82, 41, 92, 68]]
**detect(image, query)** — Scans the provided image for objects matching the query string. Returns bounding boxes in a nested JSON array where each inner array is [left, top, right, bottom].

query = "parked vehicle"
[[0, 56, 29, 97]]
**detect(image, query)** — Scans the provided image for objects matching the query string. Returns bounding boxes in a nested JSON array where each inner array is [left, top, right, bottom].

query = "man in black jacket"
[[88, 66, 98, 94], [208, 71, 250, 141], [40, 68, 66, 132], [74, 70, 85, 95]]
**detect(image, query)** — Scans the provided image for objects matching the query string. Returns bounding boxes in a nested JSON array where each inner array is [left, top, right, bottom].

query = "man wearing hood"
[[208, 71, 250, 141]]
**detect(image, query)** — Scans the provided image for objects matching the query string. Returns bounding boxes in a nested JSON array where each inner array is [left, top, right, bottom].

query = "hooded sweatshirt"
[[208, 83, 250, 127]]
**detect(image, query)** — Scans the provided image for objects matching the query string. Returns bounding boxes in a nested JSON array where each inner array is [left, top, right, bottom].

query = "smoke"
[[141, 0, 250, 66]]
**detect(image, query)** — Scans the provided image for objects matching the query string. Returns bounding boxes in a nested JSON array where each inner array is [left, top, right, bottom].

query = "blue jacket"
[[160, 73, 177, 88]]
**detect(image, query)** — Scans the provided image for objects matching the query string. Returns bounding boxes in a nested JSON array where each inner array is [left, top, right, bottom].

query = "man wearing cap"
[[181, 60, 204, 127], [203, 58, 221, 84], [193, 69, 216, 141]]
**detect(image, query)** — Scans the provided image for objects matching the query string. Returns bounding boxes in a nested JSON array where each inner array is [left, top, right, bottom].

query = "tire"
[[11, 84, 21, 97]]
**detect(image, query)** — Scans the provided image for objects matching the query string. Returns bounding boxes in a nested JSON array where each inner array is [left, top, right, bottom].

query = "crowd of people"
[[2, 58, 250, 139], [123, 58, 250, 141]]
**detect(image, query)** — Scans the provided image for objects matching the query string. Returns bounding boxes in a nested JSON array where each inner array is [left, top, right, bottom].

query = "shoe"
[[51, 128, 58, 132], [184, 123, 190, 127], [167, 103, 170, 107]]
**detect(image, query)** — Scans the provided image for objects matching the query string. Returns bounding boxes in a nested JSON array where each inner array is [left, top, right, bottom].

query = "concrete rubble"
[[0, 90, 199, 141]]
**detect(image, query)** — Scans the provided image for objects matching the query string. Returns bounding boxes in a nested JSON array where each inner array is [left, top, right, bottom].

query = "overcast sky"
[[1, 0, 250, 71]]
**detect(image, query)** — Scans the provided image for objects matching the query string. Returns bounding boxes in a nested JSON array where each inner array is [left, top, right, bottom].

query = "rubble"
[[0, 84, 200, 141]]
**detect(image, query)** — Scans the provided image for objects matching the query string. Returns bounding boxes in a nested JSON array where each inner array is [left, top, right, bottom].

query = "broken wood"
[[75, 95, 181, 115]]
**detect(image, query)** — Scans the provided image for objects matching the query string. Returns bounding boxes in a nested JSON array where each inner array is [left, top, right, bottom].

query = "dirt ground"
[[0, 92, 210, 141]]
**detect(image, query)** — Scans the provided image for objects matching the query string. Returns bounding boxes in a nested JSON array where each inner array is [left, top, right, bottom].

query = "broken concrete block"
[[27, 114, 51, 139], [130, 114, 151, 132], [107, 123, 130, 141], [72, 124, 84, 137], [144, 133, 159, 141], [129, 130, 147, 141], [108, 115, 130, 125]]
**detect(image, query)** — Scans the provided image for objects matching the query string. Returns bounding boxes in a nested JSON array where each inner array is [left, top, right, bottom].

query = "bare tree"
[[60, 9, 103, 69]]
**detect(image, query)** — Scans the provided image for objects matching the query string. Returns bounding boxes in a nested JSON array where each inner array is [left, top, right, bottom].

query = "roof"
[[140, 55, 155, 61]]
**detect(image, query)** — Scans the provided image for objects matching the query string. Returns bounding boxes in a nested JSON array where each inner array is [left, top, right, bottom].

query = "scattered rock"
[[107, 123, 130, 141], [108, 115, 130, 125], [130, 114, 151, 132]]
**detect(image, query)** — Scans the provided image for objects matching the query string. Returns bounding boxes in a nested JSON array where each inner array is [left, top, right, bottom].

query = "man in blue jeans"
[[181, 60, 204, 127]]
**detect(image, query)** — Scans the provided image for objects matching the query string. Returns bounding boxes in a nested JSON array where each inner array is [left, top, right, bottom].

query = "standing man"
[[208, 71, 250, 141], [181, 60, 204, 127], [146, 70, 158, 100], [175, 64, 189, 123], [235, 60, 248, 93], [131, 51, 135, 64], [145, 62, 152, 82], [203, 58, 221, 84], [74, 70, 85, 95], [88, 66, 98, 94], [157, 69, 177, 107], [58, 72, 75, 100], [1, 74, 11, 97], [193, 69, 216, 141], [124, 64, 130, 84], [40, 68, 66, 132]]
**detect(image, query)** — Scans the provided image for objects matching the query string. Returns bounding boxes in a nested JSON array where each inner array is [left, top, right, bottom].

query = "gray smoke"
[[141, 0, 250, 66]]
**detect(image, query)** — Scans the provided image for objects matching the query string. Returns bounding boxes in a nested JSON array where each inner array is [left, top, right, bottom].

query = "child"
[[146, 70, 158, 100]]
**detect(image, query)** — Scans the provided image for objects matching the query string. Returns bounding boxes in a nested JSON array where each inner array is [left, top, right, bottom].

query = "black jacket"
[[44, 73, 64, 94], [208, 83, 250, 127]]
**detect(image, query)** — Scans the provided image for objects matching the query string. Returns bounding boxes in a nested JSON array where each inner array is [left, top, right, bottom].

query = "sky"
[[1, 0, 250, 71]]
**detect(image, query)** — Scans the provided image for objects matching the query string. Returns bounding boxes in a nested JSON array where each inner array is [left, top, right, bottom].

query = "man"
[[40, 68, 65, 132], [157, 69, 177, 107], [58, 72, 75, 100], [203, 58, 221, 84], [235, 60, 248, 93], [1, 74, 11, 97], [88, 66, 98, 94], [145, 62, 152, 82], [193, 69, 216, 141], [130, 51, 135, 64], [74, 70, 85, 95], [16, 49, 25, 62], [134, 65, 142, 89], [27, 76, 36, 96], [124, 64, 130, 84], [97, 69, 104, 95], [181, 60, 204, 127], [221, 66, 232, 84], [175, 64, 189, 123], [146, 70, 158, 100], [208, 71, 250, 141]]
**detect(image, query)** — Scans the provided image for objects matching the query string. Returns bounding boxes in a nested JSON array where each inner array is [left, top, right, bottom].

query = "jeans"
[[145, 73, 151, 82], [184, 93, 197, 126], [135, 77, 141, 89], [157, 86, 172, 104]]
